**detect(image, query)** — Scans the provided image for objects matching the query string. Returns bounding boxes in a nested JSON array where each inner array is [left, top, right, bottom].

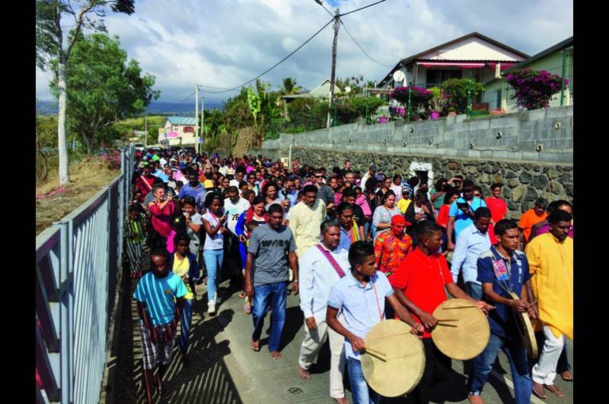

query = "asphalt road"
[[104, 275, 574, 404]]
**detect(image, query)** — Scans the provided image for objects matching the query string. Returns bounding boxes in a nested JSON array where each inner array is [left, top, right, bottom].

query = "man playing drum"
[[467, 219, 537, 404], [326, 241, 424, 404], [389, 221, 493, 404]]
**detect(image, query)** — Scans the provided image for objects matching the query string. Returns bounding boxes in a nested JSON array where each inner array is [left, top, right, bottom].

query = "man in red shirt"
[[390, 221, 492, 404], [485, 183, 507, 244]]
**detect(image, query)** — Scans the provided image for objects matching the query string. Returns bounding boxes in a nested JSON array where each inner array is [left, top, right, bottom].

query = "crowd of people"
[[127, 148, 573, 404]]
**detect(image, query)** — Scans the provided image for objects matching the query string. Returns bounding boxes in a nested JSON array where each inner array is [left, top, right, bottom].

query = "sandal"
[[532, 383, 546, 399], [238, 291, 246, 299], [251, 340, 260, 351]]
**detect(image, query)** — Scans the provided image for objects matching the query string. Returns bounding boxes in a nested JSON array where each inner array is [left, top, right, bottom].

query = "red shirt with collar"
[[390, 248, 454, 338]]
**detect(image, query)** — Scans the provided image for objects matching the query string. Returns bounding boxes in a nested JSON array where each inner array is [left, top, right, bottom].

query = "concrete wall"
[[255, 106, 573, 216]]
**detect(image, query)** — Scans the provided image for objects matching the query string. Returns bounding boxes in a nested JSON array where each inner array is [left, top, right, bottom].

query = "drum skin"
[[361, 319, 425, 397], [431, 298, 490, 360]]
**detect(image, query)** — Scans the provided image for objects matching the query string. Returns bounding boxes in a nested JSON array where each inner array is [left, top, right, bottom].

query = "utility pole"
[[144, 114, 148, 147], [327, 8, 340, 128], [200, 96, 205, 155], [195, 84, 199, 152]]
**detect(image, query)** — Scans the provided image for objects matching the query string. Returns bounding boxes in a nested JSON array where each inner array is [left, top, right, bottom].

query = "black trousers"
[[410, 338, 453, 404], [222, 233, 243, 286]]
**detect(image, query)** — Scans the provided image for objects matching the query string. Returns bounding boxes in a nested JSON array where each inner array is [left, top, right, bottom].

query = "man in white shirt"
[[297, 220, 350, 404], [360, 164, 377, 189], [450, 207, 492, 300]]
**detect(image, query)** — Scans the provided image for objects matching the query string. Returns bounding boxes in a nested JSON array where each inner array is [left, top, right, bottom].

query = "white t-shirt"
[[202, 212, 224, 250], [224, 197, 251, 235]]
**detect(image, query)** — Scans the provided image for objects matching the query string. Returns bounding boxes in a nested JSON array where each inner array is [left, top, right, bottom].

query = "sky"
[[35, 0, 573, 107]]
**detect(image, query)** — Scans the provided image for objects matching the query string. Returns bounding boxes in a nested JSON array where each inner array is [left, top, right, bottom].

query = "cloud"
[[36, 0, 573, 105]]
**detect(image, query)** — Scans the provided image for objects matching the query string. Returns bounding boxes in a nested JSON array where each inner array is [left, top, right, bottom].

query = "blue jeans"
[[466, 282, 483, 300], [178, 299, 193, 354], [468, 333, 532, 404], [347, 357, 381, 404], [252, 281, 288, 352], [203, 249, 224, 302]]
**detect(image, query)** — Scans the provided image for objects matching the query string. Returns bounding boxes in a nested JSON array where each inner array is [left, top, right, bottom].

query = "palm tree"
[[279, 77, 303, 96]]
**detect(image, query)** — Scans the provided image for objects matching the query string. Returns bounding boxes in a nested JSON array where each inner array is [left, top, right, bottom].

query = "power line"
[[200, 18, 334, 94], [339, 20, 393, 67], [156, 91, 197, 115], [340, 0, 387, 17]]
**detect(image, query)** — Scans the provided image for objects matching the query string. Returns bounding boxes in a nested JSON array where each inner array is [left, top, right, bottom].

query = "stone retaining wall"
[[253, 106, 574, 218]]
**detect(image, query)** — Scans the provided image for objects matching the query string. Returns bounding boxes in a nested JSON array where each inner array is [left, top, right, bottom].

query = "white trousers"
[[531, 323, 565, 385], [298, 317, 346, 399]]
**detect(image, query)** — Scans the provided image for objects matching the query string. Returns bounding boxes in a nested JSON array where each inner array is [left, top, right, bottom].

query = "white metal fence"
[[36, 145, 135, 403]]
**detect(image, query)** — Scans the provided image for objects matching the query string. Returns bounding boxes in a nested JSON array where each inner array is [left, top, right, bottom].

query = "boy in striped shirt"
[[134, 248, 188, 403]]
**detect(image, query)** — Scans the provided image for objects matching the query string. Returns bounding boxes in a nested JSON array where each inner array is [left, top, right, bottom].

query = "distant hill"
[[36, 100, 225, 116]]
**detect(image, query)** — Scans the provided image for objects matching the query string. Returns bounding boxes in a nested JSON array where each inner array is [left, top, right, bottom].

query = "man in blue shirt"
[[450, 207, 492, 300], [178, 172, 206, 201], [467, 219, 537, 404], [446, 179, 487, 251], [326, 241, 423, 404]]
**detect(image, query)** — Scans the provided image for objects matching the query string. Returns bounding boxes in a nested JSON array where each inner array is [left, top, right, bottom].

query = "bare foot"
[[298, 366, 311, 379], [270, 351, 282, 359], [333, 398, 350, 404], [251, 340, 260, 352], [560, 370, 573, 382], [544, 384, 565, 398], [532, 382, 547, 399]]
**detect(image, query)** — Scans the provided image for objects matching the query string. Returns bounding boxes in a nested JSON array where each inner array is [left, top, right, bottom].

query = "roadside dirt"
[[36, 157, 122, 237]]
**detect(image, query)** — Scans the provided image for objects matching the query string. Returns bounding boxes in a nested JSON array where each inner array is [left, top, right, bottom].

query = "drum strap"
[[490, 247, 513, 295], [372, 280, 384, 321], [436, 259, 446, 287], [316, 245, 346, 279]]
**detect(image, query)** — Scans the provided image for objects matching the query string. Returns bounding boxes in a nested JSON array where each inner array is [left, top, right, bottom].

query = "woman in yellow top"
[[168, 232, 200, 367], [525, 210, 573, 399]]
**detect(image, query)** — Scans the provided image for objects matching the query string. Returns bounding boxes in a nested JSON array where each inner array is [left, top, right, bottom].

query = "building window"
[[495, 90, 502, 109], [184, 126, 194, 133], [426, 70, 462, 88]]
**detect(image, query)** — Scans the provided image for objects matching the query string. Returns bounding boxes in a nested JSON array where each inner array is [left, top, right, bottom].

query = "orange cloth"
[[518, 209, 547, 242], [374, 232, 413, 275]]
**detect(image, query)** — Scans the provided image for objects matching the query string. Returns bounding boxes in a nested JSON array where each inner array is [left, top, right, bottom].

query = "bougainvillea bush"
[[390, 86, 433, 118], [506, 69, 568, 110]]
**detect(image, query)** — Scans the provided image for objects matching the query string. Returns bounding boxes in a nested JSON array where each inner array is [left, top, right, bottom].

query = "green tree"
[[284, 98, 327, 133], [278, 77, 303, 96], [36, 115, 58, 182], [246, 80, 281, 148], [36, 0, 135, 186], [223, 88, 255, 150], [333, 96, 386, 124], [50, 32, 159, 155], [441, 78, 486, 114]]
